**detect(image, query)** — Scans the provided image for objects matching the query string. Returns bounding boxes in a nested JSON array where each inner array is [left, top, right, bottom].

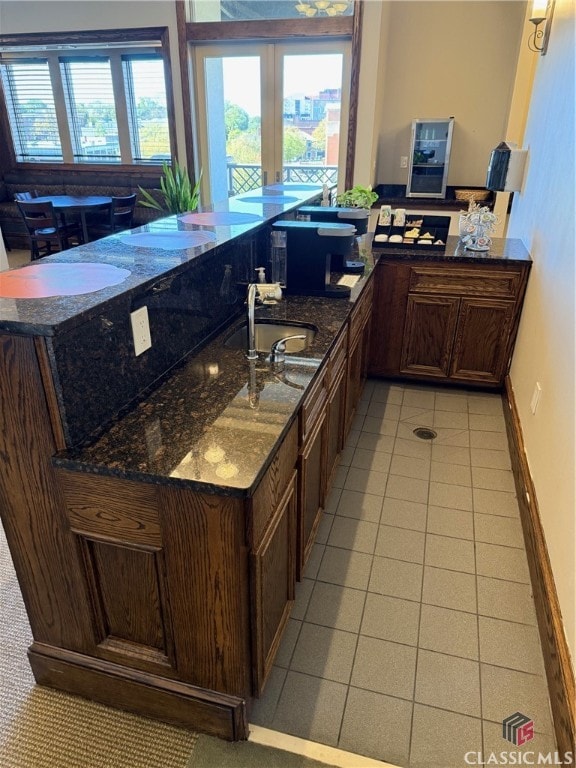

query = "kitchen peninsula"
[[0, 185, 374, 740]]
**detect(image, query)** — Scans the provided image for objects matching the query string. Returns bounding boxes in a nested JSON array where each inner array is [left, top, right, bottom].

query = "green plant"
[[138, 162, 202, 214], [335, 184, 378, 209]]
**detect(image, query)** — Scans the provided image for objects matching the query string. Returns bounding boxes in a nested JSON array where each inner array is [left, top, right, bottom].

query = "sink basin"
[[224, 321, 317, 353]]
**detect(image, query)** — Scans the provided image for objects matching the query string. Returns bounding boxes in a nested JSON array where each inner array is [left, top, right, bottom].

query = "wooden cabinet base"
[[29, 642, 249, 740]]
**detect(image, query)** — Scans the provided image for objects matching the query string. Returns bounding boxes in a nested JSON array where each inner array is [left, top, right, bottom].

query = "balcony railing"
[[227, 163, 338, 196]]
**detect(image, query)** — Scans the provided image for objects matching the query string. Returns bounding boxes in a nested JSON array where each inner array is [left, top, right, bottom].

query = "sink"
[[224, 321, 317, 353]]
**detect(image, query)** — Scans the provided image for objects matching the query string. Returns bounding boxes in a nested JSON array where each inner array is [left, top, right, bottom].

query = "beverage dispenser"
[[297, 206, 370, 273]]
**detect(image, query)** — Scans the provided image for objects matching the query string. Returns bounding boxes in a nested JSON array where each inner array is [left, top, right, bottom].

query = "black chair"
[[14, 190, 39, 202], [89, 194, 137, 238], [16, 200, 84, 260]]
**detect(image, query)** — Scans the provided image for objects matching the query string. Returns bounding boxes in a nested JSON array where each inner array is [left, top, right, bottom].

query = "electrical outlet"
[[400, 156, 408, 168], [530, 382, 542, 415], [130, 306, 152, 356]]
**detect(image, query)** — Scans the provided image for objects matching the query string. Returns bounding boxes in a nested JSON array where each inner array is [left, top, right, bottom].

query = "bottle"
[[255, 266, 266, 283], [270, 230, 287, 287]]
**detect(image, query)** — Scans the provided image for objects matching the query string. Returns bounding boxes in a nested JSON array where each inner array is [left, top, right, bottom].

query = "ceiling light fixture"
[[295, 0, 350, 17], [528, 0, 555, 55]]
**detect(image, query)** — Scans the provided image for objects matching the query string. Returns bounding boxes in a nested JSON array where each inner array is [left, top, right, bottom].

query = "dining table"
[[33, 194, 112, 244]]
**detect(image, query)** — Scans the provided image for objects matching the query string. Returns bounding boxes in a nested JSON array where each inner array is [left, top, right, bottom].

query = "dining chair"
[[89, 194, 137, 238], [14, 190, 39, 201], [16, 200, 84, 260]]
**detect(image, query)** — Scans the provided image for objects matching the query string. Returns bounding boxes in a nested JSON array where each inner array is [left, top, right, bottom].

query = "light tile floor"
[[251, 379, 557, 768]]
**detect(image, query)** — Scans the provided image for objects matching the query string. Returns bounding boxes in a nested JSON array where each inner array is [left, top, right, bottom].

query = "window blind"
[[123, 55, 170, 164]]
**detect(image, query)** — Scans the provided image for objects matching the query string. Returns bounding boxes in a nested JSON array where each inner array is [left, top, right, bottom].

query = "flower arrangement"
[[459, 203, 499, 251]]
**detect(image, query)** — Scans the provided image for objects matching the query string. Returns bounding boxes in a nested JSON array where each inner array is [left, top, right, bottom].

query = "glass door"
[[193, 41, 350, 203]]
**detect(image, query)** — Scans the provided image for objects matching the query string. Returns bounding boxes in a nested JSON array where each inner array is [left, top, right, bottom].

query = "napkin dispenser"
[[272, 220, 356, 298]]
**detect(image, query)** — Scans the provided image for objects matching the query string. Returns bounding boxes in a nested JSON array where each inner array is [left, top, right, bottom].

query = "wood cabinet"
[[369, 260, 530, 387], [345, 277, 373, 433], [325, 326, 348, 488]]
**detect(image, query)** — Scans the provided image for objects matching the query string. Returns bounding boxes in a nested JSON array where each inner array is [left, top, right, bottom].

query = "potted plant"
[[336, 184, 378, 210], [138, 162, 202, 214], [458, 203, 499, 251]]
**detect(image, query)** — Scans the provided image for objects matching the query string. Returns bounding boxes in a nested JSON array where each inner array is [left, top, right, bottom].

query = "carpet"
[[188, 733, 340, 768]]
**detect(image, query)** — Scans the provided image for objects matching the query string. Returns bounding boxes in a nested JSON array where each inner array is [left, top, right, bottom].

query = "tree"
[[137, 97, 167, 121], [312, 120, 326, 153], [283, 126, 307, 163], [224, 102, 249, 138]]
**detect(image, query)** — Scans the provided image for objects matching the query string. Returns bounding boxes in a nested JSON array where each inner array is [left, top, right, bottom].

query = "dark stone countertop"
[[54, 268, 374, 498], [372, 235, 531, 265]]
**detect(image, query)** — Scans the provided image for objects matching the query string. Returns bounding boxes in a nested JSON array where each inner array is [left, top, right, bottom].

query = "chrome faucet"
[[246, 283, 259, 360], [269, 334, 307, 370]]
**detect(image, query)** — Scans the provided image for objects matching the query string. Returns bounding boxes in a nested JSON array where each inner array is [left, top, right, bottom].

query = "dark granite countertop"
[[54, 268, 373, 498], [372, 235, 531, 265]]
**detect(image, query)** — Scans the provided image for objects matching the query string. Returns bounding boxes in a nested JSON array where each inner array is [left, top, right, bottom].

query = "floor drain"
[[413, 427, 437, 440]]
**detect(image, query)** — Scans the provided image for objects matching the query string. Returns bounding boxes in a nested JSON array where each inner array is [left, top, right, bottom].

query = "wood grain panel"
[[250, 420, 298, 548], [0, 335, 94, 649], [157, 487, 251, 698], [59, 469, 161, 546], [369, 261, 412, 376], [298, 411, 326, 577], [400, 294, 460, 378], [409, 266, 523, 299], [504, 378, 576, 758], [251, 473, 296, 695], [300, 366, 327, 444], [185, 17, 353, 42]]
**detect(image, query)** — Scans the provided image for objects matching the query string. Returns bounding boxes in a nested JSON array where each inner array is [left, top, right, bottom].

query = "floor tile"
[[476, 541, 530, 583], [471, 447, 511, 469], [432, 428, 470, 447], [410, 704, 482, 768], [367, 400, 401, 421], [396, 421, 432, 443], [478, 616, 546, 674], [362, 416, 398, 437], [386, 474, 429, 504], [433, 410, 469, 430], [250, 665, 287, 727], [476, 576, 537, 625], [291, 578, 315, 621], [271, 671, 348, 746], [472, 466, 516, 492], [435, 393, 469, 413], [425, 533, 476, 574], [400, 405, 434, 425], [323, 486, 342, 514], [350, 412, 366, 433], [403, 388, 436, 409], [469, 413, 506, 432], [474, 513, 524, 548], [430, 460, 471, 486], [429, 481, 473, 511], [344, 467, 389, 496], [338, 687, 412, 766], [380, 497, 427, 532], [275, 618, 302, 668], [483, 719, 558, 757], [415, 649, 481, 717], [473, 488, 519, 517], [315, 511, 334, 545], [356, 431, 396, 454], [426, 505, 473, 540], [480, 664, 554, 734], [317, 546, 372, 590], [350, 447, 392, 473], [470, 429, 509, 450], [468, 395, 505, 416], [337, 445, 355, 467], [418, 604, 479, 660], [422, 566, 477, 612], [331, 464, 349, 489], [290, 622, 357, 684], [327, 515, 378, 554], [389, 453, 430, 480], [393, 436, 431, 459], [345, 428, 360, 449], [335, 489, 383, 523], [350, 635, 417, 699], [360, 592, 420, 646], [368, 555, 423, 602], [431, 443, 471, 466], [305, 581, 366, 633], [371, 381, 404, 405], [375, 524, 425, 563], [303, 542, 325, 580]]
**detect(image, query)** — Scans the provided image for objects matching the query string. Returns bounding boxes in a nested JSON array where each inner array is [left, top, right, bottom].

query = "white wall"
[[507, 0, 576, 659]]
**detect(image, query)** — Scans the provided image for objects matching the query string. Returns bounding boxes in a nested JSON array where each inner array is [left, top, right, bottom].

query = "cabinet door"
[[298, 410, 326, 578], [400, 294, 460, 378], [251, 472, 297, 695], [451, 298, 516, 384], [326, 365, 346, 489], [345, 329, 363, 437]]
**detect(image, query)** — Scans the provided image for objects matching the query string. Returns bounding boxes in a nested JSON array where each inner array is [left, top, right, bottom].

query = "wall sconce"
[[295, 1, 350, 17], [528, 0, 555, 55]]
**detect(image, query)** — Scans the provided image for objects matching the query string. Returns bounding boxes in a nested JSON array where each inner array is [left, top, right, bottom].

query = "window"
[[0, 40, 172, 166]]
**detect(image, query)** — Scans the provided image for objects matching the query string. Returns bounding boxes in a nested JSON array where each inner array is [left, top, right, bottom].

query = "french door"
[[192, 40, 351, 203]]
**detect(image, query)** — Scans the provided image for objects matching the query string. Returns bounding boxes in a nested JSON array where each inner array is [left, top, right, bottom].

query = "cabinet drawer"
[[328, 326, 348, 387], [409, 266, 523, 299], [300, 366, 327, 444]]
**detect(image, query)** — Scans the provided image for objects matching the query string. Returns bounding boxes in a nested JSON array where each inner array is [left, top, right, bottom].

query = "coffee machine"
[[297, 206, 370, 273], [272, 220, 356, 298]]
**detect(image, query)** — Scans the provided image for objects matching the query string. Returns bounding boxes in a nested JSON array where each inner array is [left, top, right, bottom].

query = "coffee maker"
[[272, 220, 356, 298], [297, 206, 370, 273]]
